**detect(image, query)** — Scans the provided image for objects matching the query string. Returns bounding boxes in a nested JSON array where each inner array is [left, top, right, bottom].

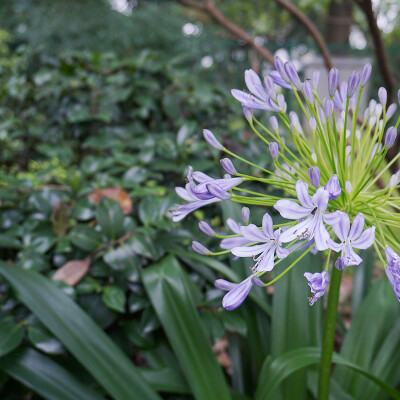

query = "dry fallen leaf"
[[88, 187, 133, 214], [52, 258, 91, 286]]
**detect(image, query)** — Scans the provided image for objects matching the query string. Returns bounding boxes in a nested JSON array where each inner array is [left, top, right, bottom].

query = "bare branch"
[[275, 0, 334, 71], [175, 0, 275, 65]]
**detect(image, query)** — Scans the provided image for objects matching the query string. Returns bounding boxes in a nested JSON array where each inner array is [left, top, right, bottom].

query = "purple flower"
[[384, 126, 397, 149], [387, 104, 397, 120], [328, 213, 375, 268], [241, 207, 250, 224], [323, 98, 334, 118], [192, 241, 211, 255], [199, 221, 216, 237], [333, 82, 356, 111], [272, 56, 291, 86], [269, 142, 279, 159], [231, 69, 278, 111], [203, 129, 223, 150], [347, 71, 360, 98], [378, 87, 387, 107], [360, 63, 372, 86], [284, 62, 302, 90], [385, 246, 400, 302], [302, 81, 314, 104], [304, 270, 329, 305], [220, 158, 237, 175], [231, 213, 290, 272], [172, 167, 242, 222], [328, 68, 339, 97], [309, 167, 320, 188], [220, 217, 253, 250], [274, 180, 341, 251], [242, 105, 252, 122], [270, 116, 279, 133], [215, 275, 264, 310], [312, 70, 320, 90], [324, 174, 341, 200]]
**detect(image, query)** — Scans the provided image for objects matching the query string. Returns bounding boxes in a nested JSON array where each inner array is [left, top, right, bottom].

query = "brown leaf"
[[52, 258, 91, 286], [88, 187, 133, 214]]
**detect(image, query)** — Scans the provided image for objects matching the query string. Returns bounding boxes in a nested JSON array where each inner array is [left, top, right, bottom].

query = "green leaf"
[[96, 198, 124, 240], [0, 348, 104, 400], [139, 367, 190, 394], [102, 286, 126, 313], [0, 315, 24, 356], [0, 262, 162, 400], [28, 325, 64, 354], [255, 347, 400, 400], [142, 255, 231, 400], [68, 225, 102, 251]]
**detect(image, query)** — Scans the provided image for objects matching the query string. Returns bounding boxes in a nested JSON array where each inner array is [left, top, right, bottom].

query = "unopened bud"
[[345, 181, 352, 193], [325, 174, 341, 200], [274, 56, 290, 82], [360, 63, 372, 86], [203, 129, 223, 150], [192, 241, 211, 255], [269, 142, 279, 159], [220, 158, 237, 175], [309, 116, 317, 132], [241, 207, 250, 224], [242, 106, 252, 123], [309, 167, 320, 188], [385, 126, 397, 149], [347, 71, 360, 98], [302, 81, 314, 104], [270, 116, 279, 133], [378, 87, 387, 107], [312, 70, 320, 90], [199, 221, 216, 237], [328, 68, 339, 97], [284, 62, 302, 90], [387, 104, 397, 120]]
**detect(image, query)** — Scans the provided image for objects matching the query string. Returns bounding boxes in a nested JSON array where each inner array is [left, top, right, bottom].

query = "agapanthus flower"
[[231, 213, 289, 272], [304, 270, 329, 305], [385, 246, 400, 302], [173, 61, 400, 311], [328, 213, 375, 269], [215, 275, 264, 310], [274, 181, 340, 251]]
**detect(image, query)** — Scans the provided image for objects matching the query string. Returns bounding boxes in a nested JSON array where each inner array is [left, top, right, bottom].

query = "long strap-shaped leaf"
[[0, 348, 105, 400], [255, 347, 400, 400], [142, 255, 232, 400], [0, 262, 162, 400]]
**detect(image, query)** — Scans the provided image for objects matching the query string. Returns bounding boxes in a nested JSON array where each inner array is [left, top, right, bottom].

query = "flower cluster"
[[173, 58, 400, 310]]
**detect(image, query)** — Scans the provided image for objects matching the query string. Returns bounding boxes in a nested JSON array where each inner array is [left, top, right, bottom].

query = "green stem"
[[318, 264, 342, 400]]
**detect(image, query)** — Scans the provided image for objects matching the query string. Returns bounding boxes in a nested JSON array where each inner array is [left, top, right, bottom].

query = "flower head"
[[304, 270, 329, 305]]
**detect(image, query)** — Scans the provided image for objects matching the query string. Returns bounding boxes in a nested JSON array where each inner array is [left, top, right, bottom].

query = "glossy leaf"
[[142, 255, 232, 400], [0, 348, 104, 400], [68, 226, 102, 252], [0, 315, 24, 357], [96, 198, 125, 240], [0, 262, 162, 400]]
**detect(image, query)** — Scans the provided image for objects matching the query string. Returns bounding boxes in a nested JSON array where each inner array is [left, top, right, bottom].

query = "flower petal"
[[192, 171, 214, 183], [351, 226, 375, 249], [262, 213, 274, 238], [175, 187, 195, 202], [222, 277, 253, 310], [274, 199, 311, 219], [220, 237, 251, 250], [349, 213, 365, 240], [385, 265, 400, 302], [276, 245, 290, 259], [314, 219, 330, 250], [296, 180, 314, 208], [323, 210, 342, 226], [332, 213, 350, 242], [245, 69, 267, 101], [256, 249, 275, 272], [231, 243, 269, 257], [311, 188, 329, 211], [240, 224, 268, 242], [215, 279, 237, 291], [328, 238, 342, 252], [279, 218, 313, 243], [231, 89, 272, 110], [341, 245, 363, 266], [226, 218, 241, 234]]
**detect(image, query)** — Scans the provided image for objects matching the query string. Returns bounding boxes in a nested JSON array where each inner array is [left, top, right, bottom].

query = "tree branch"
[[175, 0, 275, 65], [275, 0, 334, 71]]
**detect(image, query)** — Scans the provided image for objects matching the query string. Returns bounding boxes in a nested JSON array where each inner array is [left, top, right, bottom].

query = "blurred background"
[[1, 1, 400, 399]]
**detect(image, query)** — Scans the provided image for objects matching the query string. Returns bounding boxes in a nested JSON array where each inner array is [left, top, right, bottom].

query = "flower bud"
[[269, 142, 279, 159], [199, 221, 216, 237], [309, 116, 317, 132], [375, 104, 383, 118], [389, 174, 399, 188], [309, 167, 320, 188], [325, 174, 341, 200], [347, 71, 360, 98], [398, 89, 400, 106], [311, 153, 318, 163], [312, 70, 320, 90], [242, 105, 252, 123], [385, 126, 397, 149], [387, 104, 397, 120], [277, 93, 287, 113], [241, 207, 250, 224], [284, 62, 302, 90], [220, 158, 237, 175], [319, 106, 326, 126], [270, 116, 279, 133], [360, 63, 372, 86], [323, 98, 334, 118], [192, 241, 211, 255], [274, 56, 290, 82], [328, 67, 339, 97], [206, 184, 232, 200], [214, 279, 236, 291], [302, 81, 314, 104], [368, 116, 376, 128], [369, 99, 377, 113], [264, 75, 274, 95], [378, 87, 387, 107], [203, 129, 223, 150], [345, 181, 352, 193]]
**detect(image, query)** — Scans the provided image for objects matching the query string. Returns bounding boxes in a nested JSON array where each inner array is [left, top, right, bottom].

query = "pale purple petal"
[[231, 243, 269, 257], [385, 246, 400, 267], [171, 197, 221, 222], [348, 213, 365, 240], [323, 211, 342, 226], [274, 199, 312, 219], [222, 277, 253, 310], [231, 89, 273, 110], [215, 279, 237, 291], [251, 276, 264, 287], [175, 187, 196, 202], [279, 217, 313, 243], [351, 226, 375, 249], [328, 238, 342, 252], [314, 220, 330, 251], [256, 249, 275, 272], [206, 184, 232, 200], [192, 171, 214, 183], [296, 180, 314, 209], [385, 265, 400, 302], [262, 213, 274, 238], [269, 71, 292, 89], [226, 218, 241, 234], [220, 237, 251, 250], [332, 213, 350, 242], [276, 245, 290, 259], [245, 69, 268, 101], [341, 245, 363, 266], [311, 188, 329, 211], [240, 224, 267, 242]]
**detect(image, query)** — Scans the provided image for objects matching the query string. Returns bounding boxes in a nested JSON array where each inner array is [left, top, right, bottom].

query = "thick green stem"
[[318, 264, 342, 400]]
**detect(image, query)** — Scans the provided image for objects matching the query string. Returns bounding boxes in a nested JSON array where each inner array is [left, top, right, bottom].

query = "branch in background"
[[275, 0, 334, 70], [175, 0, 275, 65]]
